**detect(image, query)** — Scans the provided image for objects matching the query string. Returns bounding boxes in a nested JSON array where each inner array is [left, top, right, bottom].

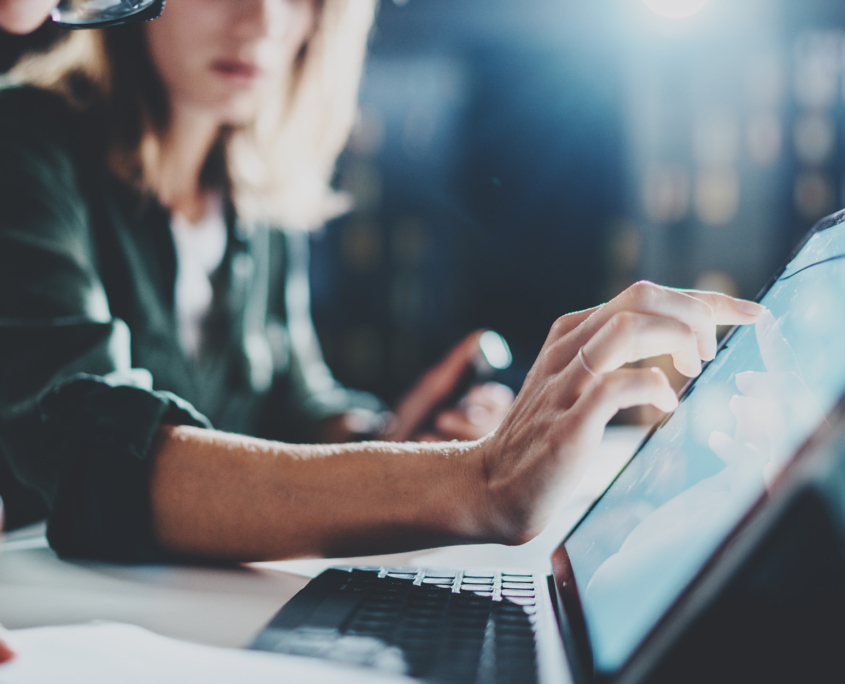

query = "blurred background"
[[5, 0, 845, 409], [312, 0, 845, 407]]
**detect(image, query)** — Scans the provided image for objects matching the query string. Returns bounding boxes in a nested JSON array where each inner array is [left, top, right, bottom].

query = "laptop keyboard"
[[252, 566, 539, 684]]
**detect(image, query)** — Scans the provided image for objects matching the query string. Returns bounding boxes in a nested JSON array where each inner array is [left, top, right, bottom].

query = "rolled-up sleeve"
[[0, 86, 209, 561], [2, 367, 208, 561]]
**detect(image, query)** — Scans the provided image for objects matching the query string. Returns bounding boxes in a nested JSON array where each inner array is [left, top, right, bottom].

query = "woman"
[[0, 0, 763, 563]]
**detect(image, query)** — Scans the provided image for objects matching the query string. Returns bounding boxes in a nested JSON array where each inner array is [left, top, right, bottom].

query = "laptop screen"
[[561, 216, 845, 674]]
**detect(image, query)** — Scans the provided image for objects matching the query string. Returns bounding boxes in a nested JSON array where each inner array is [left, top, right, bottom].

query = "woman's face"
[[145, 0, 317, 125]]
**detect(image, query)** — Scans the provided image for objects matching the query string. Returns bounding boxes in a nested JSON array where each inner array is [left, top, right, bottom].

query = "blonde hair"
[[9, 0, 377, 230]]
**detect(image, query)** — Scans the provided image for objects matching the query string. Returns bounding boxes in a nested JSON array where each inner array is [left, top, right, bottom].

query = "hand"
[[383, 331, 512, 442], [414, 382, 515, 442], [477, 281, 764, 544]]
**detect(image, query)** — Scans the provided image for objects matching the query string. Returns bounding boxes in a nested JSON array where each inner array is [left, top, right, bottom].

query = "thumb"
[[387, 331, 484, 441], [429, 330, 485, 390]]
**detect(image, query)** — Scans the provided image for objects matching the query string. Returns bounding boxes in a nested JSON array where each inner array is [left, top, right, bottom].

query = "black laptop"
[[251, 209, 845, 683]]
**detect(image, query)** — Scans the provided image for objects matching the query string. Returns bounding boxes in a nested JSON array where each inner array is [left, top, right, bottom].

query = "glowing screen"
[[565, 219, 845, 672]]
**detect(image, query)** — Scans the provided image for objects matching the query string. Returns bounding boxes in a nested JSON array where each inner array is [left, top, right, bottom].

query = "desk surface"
[[0, 427, 646, 649]]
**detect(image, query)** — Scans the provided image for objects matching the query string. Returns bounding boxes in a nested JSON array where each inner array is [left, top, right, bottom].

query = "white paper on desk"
[[0, 623, 413, 684]]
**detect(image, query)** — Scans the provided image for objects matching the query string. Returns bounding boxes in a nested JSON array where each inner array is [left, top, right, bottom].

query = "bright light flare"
[[643, 0, 708, 19]]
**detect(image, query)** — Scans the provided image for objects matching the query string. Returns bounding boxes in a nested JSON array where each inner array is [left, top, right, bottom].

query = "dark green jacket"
[[0, 86, 380, 561]]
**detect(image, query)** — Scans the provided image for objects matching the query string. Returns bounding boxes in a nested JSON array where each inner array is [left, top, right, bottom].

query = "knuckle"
[[628, 280, 660, 308], [550, 315, 569, 337], [594, 371, 620, 396], [679, 321, 696, 342], [609, 310, 640, 337], [692, 298, 714, 327]]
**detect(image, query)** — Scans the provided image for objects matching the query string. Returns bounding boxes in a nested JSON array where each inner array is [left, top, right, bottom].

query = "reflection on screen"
[[564, 220, 845, 673]]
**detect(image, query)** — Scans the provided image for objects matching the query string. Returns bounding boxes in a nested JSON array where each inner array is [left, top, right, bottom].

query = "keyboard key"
[[498, 631, 535, 645], [496, 622, 534, 635], [451, 615, 490, 626], [405, 624, 444, 635], [305, 592, 364, 631], [496, 618, 536, 631], [350, 570, 380, 581], [453, 604, 491, 615], [502, 581, 534, 590], [423, 569, 457, 578], [329, 635, 386, 664], [401, 624, 441, 636], [502, 589, 536, 598], [405, 607, 444, 618], [363, 603, 404, 613], [496, 600, 525, 618], [407, 602, 447, 613]]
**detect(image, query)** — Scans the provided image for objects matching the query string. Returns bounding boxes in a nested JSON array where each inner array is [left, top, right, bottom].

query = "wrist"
[[458, 434, 505, 544], [467, 431, 538, 547]]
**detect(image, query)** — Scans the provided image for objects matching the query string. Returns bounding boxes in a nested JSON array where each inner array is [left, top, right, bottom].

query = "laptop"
[[250, 209, 845, 683]]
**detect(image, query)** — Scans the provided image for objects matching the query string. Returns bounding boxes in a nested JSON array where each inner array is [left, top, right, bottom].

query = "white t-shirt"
[[170, 195, 228, 358]]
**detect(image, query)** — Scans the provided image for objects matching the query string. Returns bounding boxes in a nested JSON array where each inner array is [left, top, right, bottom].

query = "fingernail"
[[689, 358, 702, 376], [738, 301, 765, 316]]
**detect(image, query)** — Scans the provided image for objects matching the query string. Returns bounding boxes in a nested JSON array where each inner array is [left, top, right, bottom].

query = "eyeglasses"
[[51, 0, 165, 29]]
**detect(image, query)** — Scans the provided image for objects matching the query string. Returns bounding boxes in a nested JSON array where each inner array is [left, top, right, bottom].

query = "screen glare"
[[565, 219, 845, 672]]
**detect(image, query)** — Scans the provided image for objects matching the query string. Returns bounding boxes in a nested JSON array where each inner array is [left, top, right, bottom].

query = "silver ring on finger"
[[578, 346, 599, 379]]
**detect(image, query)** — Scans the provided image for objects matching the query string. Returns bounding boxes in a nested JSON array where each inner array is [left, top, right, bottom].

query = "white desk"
[[0, 427, 646, 649]]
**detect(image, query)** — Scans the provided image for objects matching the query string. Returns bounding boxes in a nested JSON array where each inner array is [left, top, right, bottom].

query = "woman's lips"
[[210, 59, 261, 82]]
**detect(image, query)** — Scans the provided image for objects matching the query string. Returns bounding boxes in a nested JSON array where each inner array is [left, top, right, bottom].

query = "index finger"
[[678, 289, 766, 326], [387, 330, 486, 440], [590, 283, 763, 361]]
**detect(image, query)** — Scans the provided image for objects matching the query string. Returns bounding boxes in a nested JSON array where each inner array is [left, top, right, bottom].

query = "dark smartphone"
[[422, 331, 512, 431]]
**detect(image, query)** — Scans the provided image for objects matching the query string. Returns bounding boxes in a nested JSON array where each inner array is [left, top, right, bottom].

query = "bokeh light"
[[643, 0, 708, 19]]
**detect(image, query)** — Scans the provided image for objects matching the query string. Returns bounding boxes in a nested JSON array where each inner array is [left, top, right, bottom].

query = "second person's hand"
[[383, 331, 514, 442]]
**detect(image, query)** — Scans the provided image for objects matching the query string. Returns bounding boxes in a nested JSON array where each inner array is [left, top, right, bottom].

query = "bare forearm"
[[150, 285, 764, 563], [149, 425, 491, 561]]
